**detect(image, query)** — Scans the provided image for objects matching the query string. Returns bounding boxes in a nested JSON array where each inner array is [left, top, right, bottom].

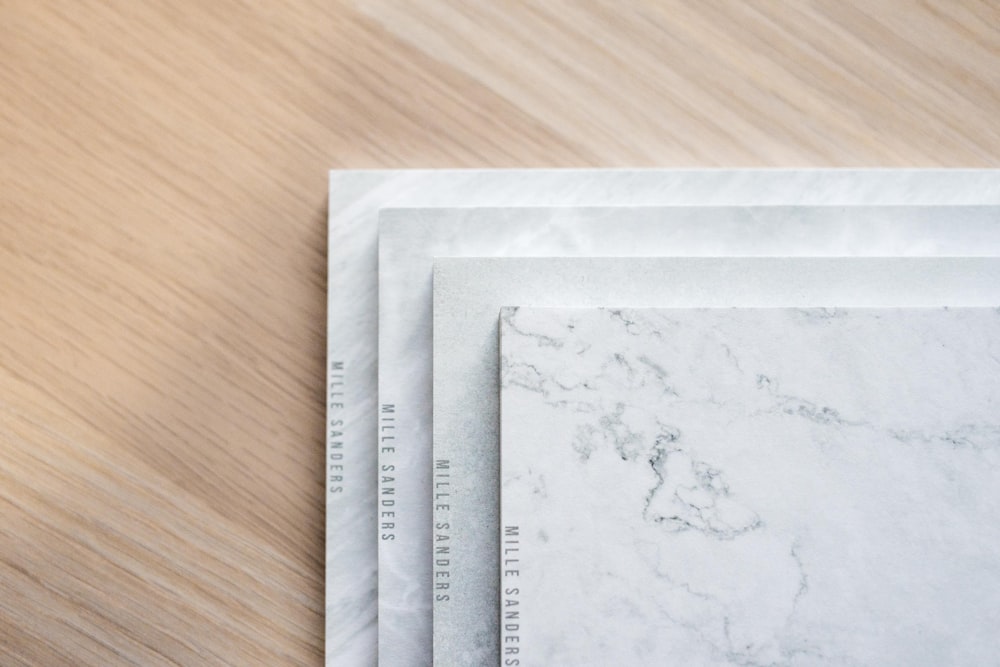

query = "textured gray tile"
[[432, 256, 1000, 666]]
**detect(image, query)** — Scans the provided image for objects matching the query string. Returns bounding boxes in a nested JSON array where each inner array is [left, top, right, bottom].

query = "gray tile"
[[432, 256, 1000, 666]]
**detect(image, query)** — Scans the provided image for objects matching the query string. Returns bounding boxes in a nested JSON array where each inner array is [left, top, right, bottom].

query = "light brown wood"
[[1, 1, 998, 664]]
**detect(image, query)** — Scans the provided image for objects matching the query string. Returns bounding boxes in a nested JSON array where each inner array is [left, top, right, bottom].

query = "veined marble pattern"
[[380, 204, 1000, 667], [499, 306, 1000, 666], [328, 169, 1000, 666], [432, 256, 1000, 667]]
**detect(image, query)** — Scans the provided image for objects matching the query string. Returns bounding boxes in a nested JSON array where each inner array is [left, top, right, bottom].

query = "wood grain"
[[1, 1, 998, 664]]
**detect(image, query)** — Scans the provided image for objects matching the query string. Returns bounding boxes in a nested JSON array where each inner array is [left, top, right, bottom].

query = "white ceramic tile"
[[500, 306, 1000, 666], [327, 169, 1000, 665], [432, 256, 1000, 666], [382, 204, 1000, 666]]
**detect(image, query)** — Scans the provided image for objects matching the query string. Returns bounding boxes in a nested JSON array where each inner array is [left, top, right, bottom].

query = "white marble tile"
[[381, 204, 1000, 666], [432, 256, 1000, 667], [327, 169, 1000, 666], [499, 306, 1000, 666]]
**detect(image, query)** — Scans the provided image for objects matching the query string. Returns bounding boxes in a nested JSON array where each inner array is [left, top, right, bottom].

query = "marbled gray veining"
[[500, 307, 1000, 665]]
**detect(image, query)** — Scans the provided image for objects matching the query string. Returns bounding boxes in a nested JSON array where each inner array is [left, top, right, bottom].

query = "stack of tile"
[[326, 170, 1000, 667]]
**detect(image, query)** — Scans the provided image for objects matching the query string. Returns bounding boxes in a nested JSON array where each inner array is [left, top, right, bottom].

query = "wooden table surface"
[[2, 1, 998, 664]]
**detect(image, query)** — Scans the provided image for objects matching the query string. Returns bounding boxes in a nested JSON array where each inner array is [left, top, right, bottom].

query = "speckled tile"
[[431, 256, 1000, 666]]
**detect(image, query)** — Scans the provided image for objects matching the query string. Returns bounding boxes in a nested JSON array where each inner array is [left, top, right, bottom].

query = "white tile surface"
[[432, 256, 1000, 666], [327, 169, 1000, 665], [500, 306, 1000, 666], [380, 204, 1000, 666]]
